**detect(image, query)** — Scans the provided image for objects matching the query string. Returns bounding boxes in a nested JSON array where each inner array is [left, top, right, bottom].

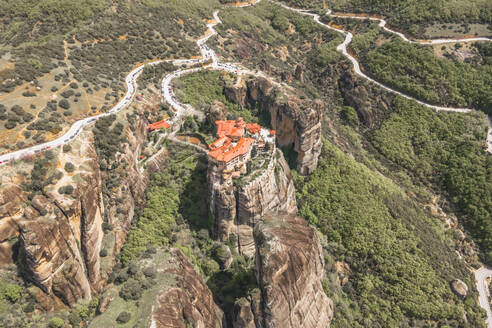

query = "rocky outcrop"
[[225, 77, 248, 109], [450, 279, 468, 299], [208, 149, 297, 257], [0, 113, 152, 306], [209, 100, 228, 124], [337, 69, 393, 128], [233, 214, 333, 328], [19, 195, 92, 305], [152, 248, 224, 328], [225, 76, 322, 175], [295, 64, 304, 83]]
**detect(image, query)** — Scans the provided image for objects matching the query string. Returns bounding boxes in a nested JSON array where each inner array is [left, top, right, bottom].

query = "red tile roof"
[[209, 136, 230, 150], [209, 137, 254, 163], [216, 118, 246, 138], [246, 123, 261, 134], [149, 120, 171, 131]]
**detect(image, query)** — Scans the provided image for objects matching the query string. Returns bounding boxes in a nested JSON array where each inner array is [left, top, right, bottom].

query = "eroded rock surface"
[[225, 76, 322, 175], [0, 114, 153, 305], [152, 248, 224, 328], [208, 149, 297, 257], [232, 214, 334, 328]]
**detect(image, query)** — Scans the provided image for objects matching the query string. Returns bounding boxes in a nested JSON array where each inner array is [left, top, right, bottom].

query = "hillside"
[[0, 0, 490, 327]]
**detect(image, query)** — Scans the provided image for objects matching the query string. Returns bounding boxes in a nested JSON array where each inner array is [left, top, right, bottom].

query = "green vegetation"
[[116, 311, 131, 324], [176, 70, 232, 108], [371, 97, 491, 264], [354, 34, 492, 113], [324, 0, 492, 35], [48, 317, 64, 328], [64, 162, 75, 173], [120, 144, 210, 264], [295, 140, 486, 327], [0, 284, 22, 303], [176, 70, 259, 123]]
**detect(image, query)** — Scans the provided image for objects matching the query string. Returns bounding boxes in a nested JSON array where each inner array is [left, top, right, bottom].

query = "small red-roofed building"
[[148, 120, 171, 131]]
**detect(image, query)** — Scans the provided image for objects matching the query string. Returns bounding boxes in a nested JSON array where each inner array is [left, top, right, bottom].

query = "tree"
[[58, 185, 74, 195], [3, 284, 22, 303], [116, 311, 131, 324], [119, 279, 143, 301], [59, 99, 70, 110], [48, 317, 64, 328], [339, 106, 359, 126], [64, 162, 75, 173]]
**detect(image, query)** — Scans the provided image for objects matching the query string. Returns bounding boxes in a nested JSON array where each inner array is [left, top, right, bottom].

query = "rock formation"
[[233, 214, 334, 328], [152, 248, 224, 328], [208, 148, 297, 257], [224, 76, 322, 175], [0, 113, 153, 305]]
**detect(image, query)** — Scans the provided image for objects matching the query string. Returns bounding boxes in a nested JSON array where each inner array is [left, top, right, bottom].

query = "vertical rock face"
[[152, 248, 224, 328], [18, 196, 92, 305], [16, 135, 106, 305], [208, 149, 297, 257], [225, 76, 322, 175], [233, 215, 333, 328]]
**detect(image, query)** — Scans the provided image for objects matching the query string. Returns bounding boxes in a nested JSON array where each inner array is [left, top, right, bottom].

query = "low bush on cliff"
[[294, 140, 486, 327]]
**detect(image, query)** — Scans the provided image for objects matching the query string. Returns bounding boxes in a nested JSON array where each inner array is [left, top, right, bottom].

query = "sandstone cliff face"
[[233, 215, 333, 328], [152, 248, 224, 328], [208, 149, 297, 257], [225, 76, 322, 175], [0, 114, 151, 305]]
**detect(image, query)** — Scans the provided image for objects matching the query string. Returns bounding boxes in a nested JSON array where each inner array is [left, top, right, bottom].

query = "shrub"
[[339, 106, 359, 126], [116, 311, 131, 324], [4, 121, 16, 129], [23, 113, 34, 122], [45, 150, 55, 160], [143, 267, 156, 279], [23, 303, 35, 313], [68, 312, 81, 326], [2, 284, 22, 303], [70, 82, 79, 89], [115, 271, 129, 284], [77, 305, 89, 318], [128, 261, 139, 276], [58, 185, 74, 195], [100, 249, 108, 257], [61, 90, 74, 98], [119, 279, 142, 301], [39, 208, 48, 216], [22, 91, 36, 97], [63, 144, 71, 152], [64, 162, 75, 173], [48, 317, 64, 328], [59, 99, 70, 110]]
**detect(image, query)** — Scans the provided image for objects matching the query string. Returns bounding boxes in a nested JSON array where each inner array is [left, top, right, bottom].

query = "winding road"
[[0, 2, 492, 324], [476, 267, 492, 327], [0, 0, 490, 166]]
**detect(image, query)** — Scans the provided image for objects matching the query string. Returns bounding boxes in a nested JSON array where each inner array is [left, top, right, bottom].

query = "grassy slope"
[[371, 97, 492, 264], [295, 140, 486, 327]]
